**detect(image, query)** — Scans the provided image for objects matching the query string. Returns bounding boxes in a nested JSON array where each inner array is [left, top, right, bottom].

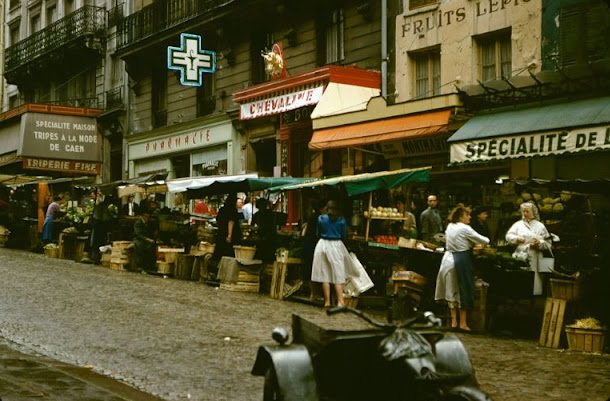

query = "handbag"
[[538, 248, 555, 273]]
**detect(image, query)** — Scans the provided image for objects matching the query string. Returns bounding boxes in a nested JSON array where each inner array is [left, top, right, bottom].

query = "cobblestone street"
[[1, 248, 609, 401]]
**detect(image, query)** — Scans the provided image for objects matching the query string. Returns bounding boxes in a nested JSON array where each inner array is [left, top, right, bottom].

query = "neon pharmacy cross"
[[167, 33, 216, 87]]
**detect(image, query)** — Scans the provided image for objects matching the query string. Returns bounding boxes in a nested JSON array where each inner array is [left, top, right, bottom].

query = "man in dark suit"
[[122, 195, 140, 217]]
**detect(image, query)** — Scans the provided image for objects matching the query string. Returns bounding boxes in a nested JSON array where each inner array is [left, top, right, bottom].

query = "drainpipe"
[[381, 0, 388, 99]]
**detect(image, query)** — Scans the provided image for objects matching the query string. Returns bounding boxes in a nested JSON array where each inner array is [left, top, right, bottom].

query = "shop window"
[[560, 1, 610, 67], [318, 8, 344, 65], [193, 159, 228, 177], [410, 47, 440, 99], [476, 30, 512, 81], [252, 139, 276, 177], [409, 0, 437, 10], [152, 62, 168, 128]]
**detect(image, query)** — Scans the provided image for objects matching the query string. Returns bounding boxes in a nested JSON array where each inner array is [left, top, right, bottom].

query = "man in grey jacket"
[[420, 194, 443, 243]]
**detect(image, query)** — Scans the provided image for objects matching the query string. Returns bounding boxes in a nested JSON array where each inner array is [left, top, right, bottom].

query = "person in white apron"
[[505, 202, 552, 296]]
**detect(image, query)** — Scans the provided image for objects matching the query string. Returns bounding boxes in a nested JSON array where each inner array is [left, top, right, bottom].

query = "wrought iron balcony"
[[105, 86, 125, 110], [4, 6, 107, 77], [116, 0, 231, 52]]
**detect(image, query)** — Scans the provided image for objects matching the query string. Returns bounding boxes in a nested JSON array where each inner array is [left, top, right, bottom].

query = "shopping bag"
[[344, 252, 374, 297]]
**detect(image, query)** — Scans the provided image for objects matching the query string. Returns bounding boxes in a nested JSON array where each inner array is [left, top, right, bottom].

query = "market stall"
[[269, 167, 442, 308]]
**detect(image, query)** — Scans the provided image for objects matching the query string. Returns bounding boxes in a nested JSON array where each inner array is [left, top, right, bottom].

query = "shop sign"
[[240, 86, 324, 120], [22, 157, 101, 175], [450, 125, 610, 163], [401, 0, 532, 38], [167, 33, 216, 87], [129, 122, 232, 160], [0, 152, 18, 166], [19, 113, 102, 161]]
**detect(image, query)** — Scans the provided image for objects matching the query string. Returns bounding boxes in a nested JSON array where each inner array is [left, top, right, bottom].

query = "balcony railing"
[[116, 0, 230, 51], [105, 86, 124, 110], [5, 6, 107, 74]]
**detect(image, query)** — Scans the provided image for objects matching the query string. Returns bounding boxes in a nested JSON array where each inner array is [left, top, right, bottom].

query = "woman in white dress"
[[435, 204, 489, 331], [505, 202, 552, 296]]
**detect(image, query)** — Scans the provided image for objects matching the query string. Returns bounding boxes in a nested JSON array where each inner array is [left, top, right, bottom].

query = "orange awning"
[[309, 109, 451, 150]]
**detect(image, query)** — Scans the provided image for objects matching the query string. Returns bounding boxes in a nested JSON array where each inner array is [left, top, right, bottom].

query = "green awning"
[[269, 167, 431, 197], [180, 176, 316, 197], [448, 96, 610, 163]]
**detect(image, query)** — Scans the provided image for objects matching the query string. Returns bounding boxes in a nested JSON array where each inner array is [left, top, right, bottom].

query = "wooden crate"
[[220, 282, 260, 293], [539, 298, 567, 348], [565, 327, 606, 353], [550, 279, 581, 301], [470, 285, 488, 333], [110, 262, 127, 271]]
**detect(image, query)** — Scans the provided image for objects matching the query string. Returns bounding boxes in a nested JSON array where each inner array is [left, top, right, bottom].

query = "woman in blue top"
[[311, 200, 349, 308]]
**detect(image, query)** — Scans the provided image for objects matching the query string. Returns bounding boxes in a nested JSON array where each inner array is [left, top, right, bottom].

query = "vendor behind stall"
[[133, 203, 157, 272], [213, 193, 242, 259], [391, 194, 417, 239], [251, 198, 276, 262], [42, 195, 64, 244], [505, 202, 552, 296]]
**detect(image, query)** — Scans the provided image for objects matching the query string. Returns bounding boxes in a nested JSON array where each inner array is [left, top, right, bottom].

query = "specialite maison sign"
[[401, 0, 532, 37]]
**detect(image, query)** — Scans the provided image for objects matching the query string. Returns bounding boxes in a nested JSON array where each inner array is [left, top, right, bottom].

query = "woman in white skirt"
[[311, 200, 349, 308]]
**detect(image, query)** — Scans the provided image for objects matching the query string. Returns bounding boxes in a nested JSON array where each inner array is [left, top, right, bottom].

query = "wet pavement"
[[0, 247, 609, 401]]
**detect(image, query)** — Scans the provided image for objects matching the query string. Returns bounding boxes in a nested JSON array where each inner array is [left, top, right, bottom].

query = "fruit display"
[[363, 206, 403, 218], [373, 235, 398, 245]]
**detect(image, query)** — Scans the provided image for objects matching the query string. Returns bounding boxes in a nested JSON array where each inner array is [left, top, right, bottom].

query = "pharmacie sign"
[[240, 86, 324, 120], [450, 125, 610, 163], [19, 113, 102, 161]]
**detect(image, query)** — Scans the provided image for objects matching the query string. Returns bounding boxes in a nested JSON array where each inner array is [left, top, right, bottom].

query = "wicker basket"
[[565, 326, 606, 353], [198, 241, 216, 254], [233, 245, 256, 261], [45, 247, 59, 258]]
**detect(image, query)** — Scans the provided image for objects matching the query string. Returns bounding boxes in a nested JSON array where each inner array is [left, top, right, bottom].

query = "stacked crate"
[[539, 277, 582, 348], [110, 241, 133, 271]]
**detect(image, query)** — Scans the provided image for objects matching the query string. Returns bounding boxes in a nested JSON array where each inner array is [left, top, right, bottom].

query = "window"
[[30, 13, 41, 34], [411, 48, 440, 98], [477, 30, 511, 81], [560, 1, 610, 67], [251, 31, 275, 84], [9, 23, 20, 46], [196, 76, 216, 117], [64, 0, 74, 15], [152, 63, 168, 128], [8, 95, 19, 110], [324, 9, 345, 64], [409, 0, 437, 10], [46, 4, 58, 24]]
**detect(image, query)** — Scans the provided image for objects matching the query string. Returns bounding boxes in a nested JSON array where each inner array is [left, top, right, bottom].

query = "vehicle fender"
[[251, 344, 319, 401], [445, 385, 493, 401], [434, 334, 476, 382]]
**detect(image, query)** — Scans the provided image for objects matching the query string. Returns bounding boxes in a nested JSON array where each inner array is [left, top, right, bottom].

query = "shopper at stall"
[[213, 193, 242, 259], [241, 195, 258, 224], [435, 204, 489, 332], [90, 195, 114, 264], [42, 195, 64, 244], [471, 206, 491, 239], [122, 195, 140, 217], [251, 198, 276, 262], [505, 202, 552, 296], [302, 198, 323, 300], [311, 200, 349, 309], [420, 194, 443, 243], [133, 202, 157, 273], [392, 194, 417, 238]]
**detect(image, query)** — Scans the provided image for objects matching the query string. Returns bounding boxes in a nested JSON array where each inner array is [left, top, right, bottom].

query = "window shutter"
[[560, 4, 586, 66], [585, 2, 610, 62]]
